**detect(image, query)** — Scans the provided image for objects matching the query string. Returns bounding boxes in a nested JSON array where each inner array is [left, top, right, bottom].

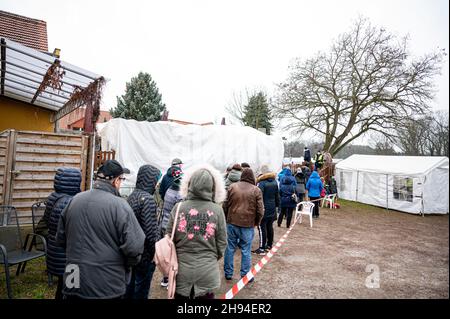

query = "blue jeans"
[[224, 224, 254, 278], [125, 260, 156, 299]]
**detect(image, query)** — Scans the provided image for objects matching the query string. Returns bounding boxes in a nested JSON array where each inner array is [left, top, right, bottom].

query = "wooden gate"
[[0, 130, 91, 224]]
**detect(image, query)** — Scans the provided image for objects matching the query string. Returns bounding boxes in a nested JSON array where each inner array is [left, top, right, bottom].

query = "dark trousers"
[[175, 286, 215, 299], [309, 196, 320, 217], [297, 193, 304, 203], [260, 217, 274, 249], [55, 275, 63, 300], [278, 207, 294, 228], [125, 260, 156, 299], [256, 225, 263, 249]]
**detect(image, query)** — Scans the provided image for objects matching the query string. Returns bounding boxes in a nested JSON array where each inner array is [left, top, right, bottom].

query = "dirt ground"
[[150, 200, 449, 299]]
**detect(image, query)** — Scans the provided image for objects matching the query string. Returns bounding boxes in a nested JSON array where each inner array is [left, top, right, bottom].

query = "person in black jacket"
[[255, 165, 280, 254], [159, 158, 183, 201], [304, 147, 311, 163], [56, 160, 145, 299], [294, 167, 306, 203], [44, 167, 82, 299], [126, 164, 161, 299]]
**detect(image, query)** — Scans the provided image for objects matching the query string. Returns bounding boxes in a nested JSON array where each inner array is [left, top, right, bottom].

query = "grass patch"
[[0, 258, 56, 299]]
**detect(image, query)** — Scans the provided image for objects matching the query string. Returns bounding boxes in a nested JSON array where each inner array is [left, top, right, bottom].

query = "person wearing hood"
[[294, 167, 306, 203], [223, 164, 242, 219], [306, 171, 324, 219], [278, 167, 297, 228], [159, 158, 183, 201], [44, 167, 82, 299], [277, 166, 289, 183], [302, 162, 312, 184], [158, 166, 184, 288], [223, 168, 264, 282], [224, 163, 242, 189], [165, 164, 227, 299], [254, 165, 279, 255], [56, 160, 145, 299], [126, 164, 161, 299], [277, 166, 297, 186]]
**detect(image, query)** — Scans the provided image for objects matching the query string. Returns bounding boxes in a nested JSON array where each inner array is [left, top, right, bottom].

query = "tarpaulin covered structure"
[[97, 118, 284, 191], [335, 154, 449, 215]]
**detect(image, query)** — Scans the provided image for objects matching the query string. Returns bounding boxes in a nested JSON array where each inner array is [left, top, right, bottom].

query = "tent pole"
[[355, 171, 359, 202], [89, 132, 96, 190], [386, 174, 389, 211]]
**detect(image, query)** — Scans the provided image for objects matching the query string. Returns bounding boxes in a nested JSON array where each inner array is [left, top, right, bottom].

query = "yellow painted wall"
[[0, 96, 54, 132]]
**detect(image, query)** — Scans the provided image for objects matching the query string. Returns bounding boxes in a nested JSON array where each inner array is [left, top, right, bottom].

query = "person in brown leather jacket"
[[223, 168, 264, 281]]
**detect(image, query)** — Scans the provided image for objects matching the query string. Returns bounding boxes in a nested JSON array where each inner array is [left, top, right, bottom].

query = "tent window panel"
[[393, 176, 413, 202], [339, 171, 352, 192], [362, 173, 379, 195]]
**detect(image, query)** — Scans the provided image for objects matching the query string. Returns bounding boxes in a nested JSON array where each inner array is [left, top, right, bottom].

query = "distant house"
[[0, 10, 48, 51], [58, 108, 112, 131], [0, 10, 103, 133]]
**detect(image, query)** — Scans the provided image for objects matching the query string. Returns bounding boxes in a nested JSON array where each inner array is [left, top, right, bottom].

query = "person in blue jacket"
[[278, 168, 297, 228], [306, 171, 324, 218], [43, 167, 82, 299]]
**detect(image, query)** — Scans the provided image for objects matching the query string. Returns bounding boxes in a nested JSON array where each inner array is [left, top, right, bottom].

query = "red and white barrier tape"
[[221, 214, 300, 299]]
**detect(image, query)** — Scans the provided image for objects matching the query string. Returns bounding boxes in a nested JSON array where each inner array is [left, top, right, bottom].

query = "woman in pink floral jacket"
[[165, 164, 227, 299]]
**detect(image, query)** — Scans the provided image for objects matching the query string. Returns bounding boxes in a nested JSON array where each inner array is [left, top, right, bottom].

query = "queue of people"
[[42, 147, 334, 299]]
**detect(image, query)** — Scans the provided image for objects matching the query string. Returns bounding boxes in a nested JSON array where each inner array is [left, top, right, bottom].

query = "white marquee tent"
[[97, 118, 284, 192], [335, 155, 449, 215]]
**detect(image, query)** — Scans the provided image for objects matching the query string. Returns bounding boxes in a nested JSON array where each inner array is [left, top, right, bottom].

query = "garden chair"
[[322, 194, 337, 209], [295, 201, 315, 228], [0, 205, 47, 299], [15, 201, 47, 278], [31, 200, 46, 234]]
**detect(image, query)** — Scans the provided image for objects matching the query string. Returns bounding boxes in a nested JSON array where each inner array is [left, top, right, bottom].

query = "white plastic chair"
[[322, 194, 337, 209], [296, 201, 315, 228]]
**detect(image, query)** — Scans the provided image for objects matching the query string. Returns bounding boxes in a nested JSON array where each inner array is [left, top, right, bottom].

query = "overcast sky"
[[2, 0, 449, 127]]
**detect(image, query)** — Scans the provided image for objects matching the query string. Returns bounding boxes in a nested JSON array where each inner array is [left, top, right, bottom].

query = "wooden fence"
[[0, 130, 92, 224], [94, 150, 115, 171]]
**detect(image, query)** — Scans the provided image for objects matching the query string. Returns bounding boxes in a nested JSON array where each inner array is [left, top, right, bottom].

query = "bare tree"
[[273, 17, 446, 156], [426, 110, 449, 157], [225, 90, 248, 125], [369, 133, 397, 155], [396, 111, 449, 156]]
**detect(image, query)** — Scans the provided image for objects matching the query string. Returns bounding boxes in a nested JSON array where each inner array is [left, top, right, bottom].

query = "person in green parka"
[[165, 163, 227, 299]]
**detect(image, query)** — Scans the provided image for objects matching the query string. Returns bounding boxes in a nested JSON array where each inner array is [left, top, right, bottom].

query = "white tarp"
[[97, 118, 284, 190], [335, 154, 449, 214]]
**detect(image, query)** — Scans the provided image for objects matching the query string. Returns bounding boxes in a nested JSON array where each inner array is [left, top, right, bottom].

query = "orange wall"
[[0, 96, 54, 132]]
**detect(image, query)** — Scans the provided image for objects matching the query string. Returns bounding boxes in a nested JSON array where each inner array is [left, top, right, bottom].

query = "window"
[[393, 176, 413, 202], [340, 171, 351, 192]]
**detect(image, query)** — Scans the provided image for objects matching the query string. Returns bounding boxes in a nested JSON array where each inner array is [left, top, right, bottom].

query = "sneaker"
[[252, 248, 266, 255], [160, 277, 169, 287], [265, 246, 272, 252], [225, 276, 233, 281]]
